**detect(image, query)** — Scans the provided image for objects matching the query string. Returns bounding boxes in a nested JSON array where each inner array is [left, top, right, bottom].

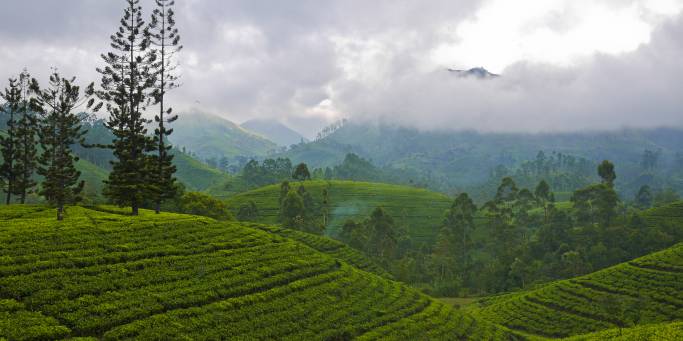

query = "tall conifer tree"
[[15, 70, 39, 204], [92, 0, 156, 215], [33, 72, 92, 220], [147, 0, 182, 213], [0, 78, 21, 204]]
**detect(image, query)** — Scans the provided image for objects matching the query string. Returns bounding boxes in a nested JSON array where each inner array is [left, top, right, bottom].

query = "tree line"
[[0, 0, 182, 219], [333, 160, 683, 296]]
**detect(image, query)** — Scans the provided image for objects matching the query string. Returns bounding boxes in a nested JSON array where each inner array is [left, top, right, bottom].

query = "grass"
[[224, 180, 453, 243], [0, 204, 512, 340]]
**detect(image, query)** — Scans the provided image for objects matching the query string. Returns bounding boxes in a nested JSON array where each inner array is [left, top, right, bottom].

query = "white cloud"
[[431, 0, 683, 73]]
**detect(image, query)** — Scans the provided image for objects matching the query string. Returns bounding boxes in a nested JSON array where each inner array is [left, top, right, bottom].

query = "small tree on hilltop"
[[598, 160, 616, 186], [292, 163, 311, 181], [281, 190, 305, 229]]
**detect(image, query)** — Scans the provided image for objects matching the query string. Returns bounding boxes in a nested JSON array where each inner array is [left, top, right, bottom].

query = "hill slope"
[[171, 150, 232, 191], [0, 205, 509, 340], [241, 118, 307, 147], [170, 111, 277, 160], [225, 180, 453, 243], [473, 242, 683, 339]]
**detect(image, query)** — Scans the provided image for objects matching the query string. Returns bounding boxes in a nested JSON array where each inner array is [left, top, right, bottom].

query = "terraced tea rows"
[[225, 180, 452, 243], [253, 224, 392, 278], [567, 321, 683, 340], [476, 242, 683, 339], [0, 205, 510, 340]]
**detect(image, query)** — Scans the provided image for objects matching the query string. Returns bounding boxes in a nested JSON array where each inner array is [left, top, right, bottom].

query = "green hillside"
[[225, 180, 453, 243], [473, 242, 683, 339], [170, 111, 277, 160], [172, 150, 232, 191], [0, 205, 511, 340]]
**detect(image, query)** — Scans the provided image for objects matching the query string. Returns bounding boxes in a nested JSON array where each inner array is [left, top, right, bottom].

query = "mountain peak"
[[447, 67, 500, 79]]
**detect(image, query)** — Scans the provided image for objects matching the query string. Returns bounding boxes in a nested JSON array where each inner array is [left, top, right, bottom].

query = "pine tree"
[[10, 70, 39, 204], [92, 0, 156, 215], [0, 77, 21, 204], [33, 72, 92, 220], [147, 0, 182, 213]]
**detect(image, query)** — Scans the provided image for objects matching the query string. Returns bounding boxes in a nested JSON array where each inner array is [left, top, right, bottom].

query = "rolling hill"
[[0, 205, 510, 340], [170, 111, 277, 161], [472, 241, 683, 339], [224, 180, 453, 243], [171, 149, 232, 191]]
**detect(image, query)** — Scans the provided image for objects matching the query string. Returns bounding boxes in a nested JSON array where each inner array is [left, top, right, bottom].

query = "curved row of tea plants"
[[253, 224, 392, 278], [0, 205, 511, 340], [475, 242, 683, 339], [565, 321, 683, 340]]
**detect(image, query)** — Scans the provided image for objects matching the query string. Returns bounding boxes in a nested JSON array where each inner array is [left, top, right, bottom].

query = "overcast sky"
[[1, 0, 682, 137]]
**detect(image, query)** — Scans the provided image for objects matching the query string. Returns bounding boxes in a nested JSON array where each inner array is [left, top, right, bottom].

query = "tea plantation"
[[0, 205, 512, 340], [474, 241, 683, 339], [224, 180, 453, 243]]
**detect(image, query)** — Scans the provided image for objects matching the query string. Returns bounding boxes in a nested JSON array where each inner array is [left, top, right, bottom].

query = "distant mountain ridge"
[[278, 122, 683, 197], [241, 119, 307, 147], [170, 111, 277, 160]]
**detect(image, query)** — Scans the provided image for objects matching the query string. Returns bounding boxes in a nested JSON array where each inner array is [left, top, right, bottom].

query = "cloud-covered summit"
[[0, 0, 681, 137]]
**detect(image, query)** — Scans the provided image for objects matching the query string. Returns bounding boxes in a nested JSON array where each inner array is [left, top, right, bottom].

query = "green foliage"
[[147, 0, 182, 214], [236, 200, 259, 221], [598, 160, 616, 185], [176, 191, 234, 221], [33, 72, 90, 220], [634, 185, 653, 209], [292, 162, 311, 181], [93, 0, 157, 215]]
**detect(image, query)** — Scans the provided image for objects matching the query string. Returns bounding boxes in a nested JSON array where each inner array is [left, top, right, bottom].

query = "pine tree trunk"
[[5, 191, 10, 205], [155, 201, 161, 214], [57, 205, 64, 221]]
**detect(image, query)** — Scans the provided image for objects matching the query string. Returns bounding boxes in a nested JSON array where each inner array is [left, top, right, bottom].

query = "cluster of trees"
[[0, 70, 91, 219], [277, 180, 327, 235], [89, 0, 183, 215], [339, 207, 406, 264], [241, 158, 293, 187], [0, 0, 184, 219], [483, 151, 595, 196], [329, 160, 682, 296]]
